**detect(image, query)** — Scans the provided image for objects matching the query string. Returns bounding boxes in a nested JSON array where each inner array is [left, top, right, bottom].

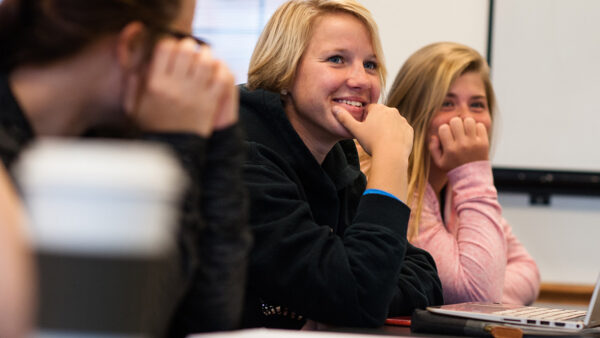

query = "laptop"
[[427, 274, 600, 333]]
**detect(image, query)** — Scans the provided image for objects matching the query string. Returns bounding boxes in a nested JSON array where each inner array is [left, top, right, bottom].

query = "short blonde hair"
[[247, 0, 386, 95], [386, 42, 496, 239]]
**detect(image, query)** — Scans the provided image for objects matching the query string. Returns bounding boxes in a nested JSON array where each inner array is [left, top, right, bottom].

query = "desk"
[[191, 317, 600, 338], [190, 327, 420, 337], [191, 325, 600, 338], [331, 325, 600, 337]]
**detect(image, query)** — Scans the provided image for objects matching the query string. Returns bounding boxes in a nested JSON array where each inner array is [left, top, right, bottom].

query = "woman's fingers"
[[151, 39, 178, 76], [434, 117, 490, 170], [437, 124, 454, 148], [429, 135, 443, 165], [476, 121, 488, 139], [171, 38, 197, 77], [212, 60, 238, 130], [127, 37, 236, 137], [333, 106, 361, 137], [342, 104, 413, 159], [463, 117, 477, 137], [448, 116, 465, 140]]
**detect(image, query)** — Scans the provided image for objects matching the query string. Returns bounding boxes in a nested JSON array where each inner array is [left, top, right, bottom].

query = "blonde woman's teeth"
[[335, 99, 363, 107]]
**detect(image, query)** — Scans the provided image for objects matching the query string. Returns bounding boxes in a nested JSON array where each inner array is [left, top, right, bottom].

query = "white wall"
[[500, 193, 600, 284], [360, 0, 489, 97]]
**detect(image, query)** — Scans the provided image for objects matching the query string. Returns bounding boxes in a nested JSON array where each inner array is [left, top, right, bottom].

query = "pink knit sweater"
[[411, 161, 540, 305]]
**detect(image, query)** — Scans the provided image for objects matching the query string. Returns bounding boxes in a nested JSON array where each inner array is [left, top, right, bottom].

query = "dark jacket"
[[238, 86, 443, 329], [0, 73, 252, 337]]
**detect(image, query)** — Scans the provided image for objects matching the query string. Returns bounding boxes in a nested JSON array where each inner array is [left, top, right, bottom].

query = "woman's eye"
[[441, 101, 454, 108], [364, 61, 378, 70], [327, 55, 343, 64], [471, 102, 486, 109]]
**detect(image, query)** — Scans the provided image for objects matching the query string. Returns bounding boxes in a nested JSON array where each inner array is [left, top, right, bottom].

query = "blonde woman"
[[239, 0, 443, 329], [359, 42, 540, 305]]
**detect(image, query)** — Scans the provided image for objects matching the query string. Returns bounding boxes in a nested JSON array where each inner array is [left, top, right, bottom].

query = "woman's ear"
[[117, 22, 151, 115], [116, 21, 149, 71]]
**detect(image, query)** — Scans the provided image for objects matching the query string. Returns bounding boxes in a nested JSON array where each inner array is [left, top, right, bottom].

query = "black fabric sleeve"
[[244, 145, 427, 328], [144, 127, 251, 336], [186, 125, 252, 332], [142, 132, 207, 180], [388, 243, 444, 316]]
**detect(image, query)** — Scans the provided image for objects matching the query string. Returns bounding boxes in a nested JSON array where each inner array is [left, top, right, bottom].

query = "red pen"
[[385, 316, 411, 326]]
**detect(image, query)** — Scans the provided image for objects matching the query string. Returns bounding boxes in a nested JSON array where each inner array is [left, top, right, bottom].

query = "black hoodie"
[[238, 86, 443, 329]]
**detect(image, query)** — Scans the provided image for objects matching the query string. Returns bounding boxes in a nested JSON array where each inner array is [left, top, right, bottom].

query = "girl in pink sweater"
[[358, 42, 540, 305]]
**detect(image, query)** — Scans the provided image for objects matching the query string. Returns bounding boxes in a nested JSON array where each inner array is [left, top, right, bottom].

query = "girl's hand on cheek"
[[429, 117, 489, 171], [125, 38, 236, 137]]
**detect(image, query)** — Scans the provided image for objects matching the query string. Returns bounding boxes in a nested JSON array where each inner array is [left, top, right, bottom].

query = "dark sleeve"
[[189, 125, 251, 332], [244, 145, 415, 328], [388, 243, 444, 316], [144, 126, 251, 336]]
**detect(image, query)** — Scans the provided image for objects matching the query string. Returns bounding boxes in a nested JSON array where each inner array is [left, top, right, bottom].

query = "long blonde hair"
[[247, 0, 387, 93], [387, 42, 496, 240]]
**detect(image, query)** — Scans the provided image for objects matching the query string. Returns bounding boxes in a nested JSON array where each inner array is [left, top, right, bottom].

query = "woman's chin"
[[333, 126, 354, 141]]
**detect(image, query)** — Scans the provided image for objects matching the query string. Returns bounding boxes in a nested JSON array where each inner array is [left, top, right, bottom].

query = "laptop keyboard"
[[494, 306, 587, 322]]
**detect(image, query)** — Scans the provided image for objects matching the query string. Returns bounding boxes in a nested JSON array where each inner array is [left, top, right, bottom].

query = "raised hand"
[[429, 116, 489, 172], [125, 38, 237, 137], [334, 103, 413, 160], [334, 104, 413, 201]]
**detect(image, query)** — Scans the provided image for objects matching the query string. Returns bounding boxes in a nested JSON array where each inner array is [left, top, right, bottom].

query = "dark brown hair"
[[0, 0, 182, 72]]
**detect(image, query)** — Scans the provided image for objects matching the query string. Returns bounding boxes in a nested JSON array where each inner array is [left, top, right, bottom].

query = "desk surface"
[[191, 325, 600, 337], [190, 327, 415, 337], [190, 302, 599, 338]]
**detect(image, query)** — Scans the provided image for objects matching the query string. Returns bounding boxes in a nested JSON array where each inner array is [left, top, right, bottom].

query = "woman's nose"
[[346, 63, 370, 89], [456, 104, 471, 119]]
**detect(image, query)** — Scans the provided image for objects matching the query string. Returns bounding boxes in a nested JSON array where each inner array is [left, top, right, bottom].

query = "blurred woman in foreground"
[[0, 0, 251, 335]]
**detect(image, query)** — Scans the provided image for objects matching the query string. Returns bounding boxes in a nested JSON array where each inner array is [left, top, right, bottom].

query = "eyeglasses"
[[153, 25, 208, 46], [164, 28, 208, 46]]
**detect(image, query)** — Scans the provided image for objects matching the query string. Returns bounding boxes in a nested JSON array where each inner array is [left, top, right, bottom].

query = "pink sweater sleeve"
[[502, 222, 540, 305], [412, 161, 539, 305]]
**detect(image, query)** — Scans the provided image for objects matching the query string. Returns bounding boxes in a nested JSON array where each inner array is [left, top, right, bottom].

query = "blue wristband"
[[363, 188, 402, 203]]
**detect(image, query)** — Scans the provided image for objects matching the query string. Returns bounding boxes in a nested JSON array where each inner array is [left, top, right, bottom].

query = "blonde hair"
[[247, 0, 386, 94], [387, 42, 496, 240]]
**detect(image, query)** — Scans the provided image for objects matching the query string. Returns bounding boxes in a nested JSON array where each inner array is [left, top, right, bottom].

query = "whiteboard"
[[490, 0, 600, 173]]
